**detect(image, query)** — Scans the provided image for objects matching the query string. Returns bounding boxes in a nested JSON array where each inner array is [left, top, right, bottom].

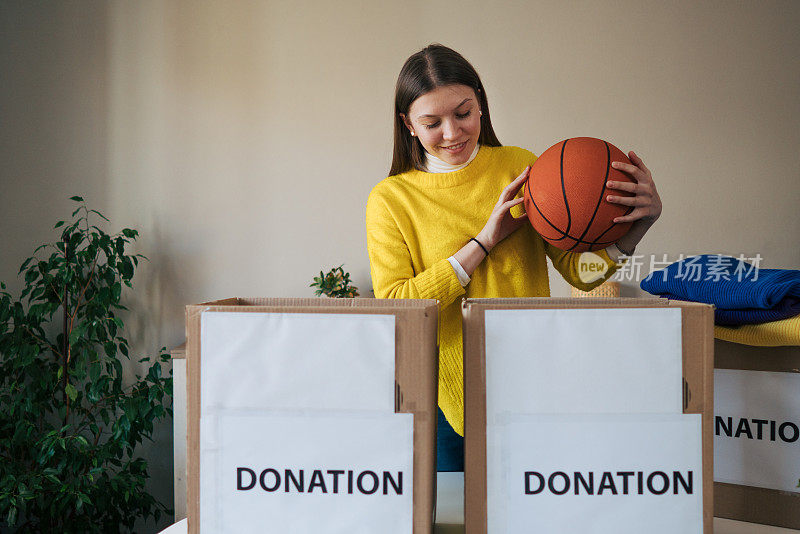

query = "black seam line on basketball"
[[526, 141, 576, 240], [566, 141, 611, 252], [527, 186, 620, 245], [526, 174, 571, 240], [589, 205, 634, 247], [561, 237, 619, 246], [560, 139, 572, 237], [529, 190, 620, 245], [529, 186, 623, 246], [528, 180, 616, 244]]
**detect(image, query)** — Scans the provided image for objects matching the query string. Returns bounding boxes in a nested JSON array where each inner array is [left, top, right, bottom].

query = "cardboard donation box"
[[714, 340, 800, 529], [186, 298, 438, 534], [463, 298, 714, 534]]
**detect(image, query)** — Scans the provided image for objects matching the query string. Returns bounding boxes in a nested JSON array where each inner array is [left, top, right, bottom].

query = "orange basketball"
[[524, 137, 635, 252]]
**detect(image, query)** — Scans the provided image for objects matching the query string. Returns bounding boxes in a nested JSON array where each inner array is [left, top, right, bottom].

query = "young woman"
[[366, 44, 662, 471]]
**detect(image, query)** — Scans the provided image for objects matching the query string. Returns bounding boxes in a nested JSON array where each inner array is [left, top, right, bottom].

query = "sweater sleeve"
[[366, 189, 465, 306], [544, 241, 621, 292]]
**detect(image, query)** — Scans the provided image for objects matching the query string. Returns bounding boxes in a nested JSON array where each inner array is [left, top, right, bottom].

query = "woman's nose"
[[442, 119, 459, 141]]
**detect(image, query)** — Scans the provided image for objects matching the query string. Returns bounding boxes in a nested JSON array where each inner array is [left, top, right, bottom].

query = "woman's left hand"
[[606, 151, 662, 225]]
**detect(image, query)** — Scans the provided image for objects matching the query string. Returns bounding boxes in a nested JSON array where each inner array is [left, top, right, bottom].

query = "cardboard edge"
[[465, 296, 668, 308], [462, 299, 487, 534], [170, 342, 186, 360], [185, 305, 202, 534], [202, 297, 438, 309], [714, 340, 800, 372], [715, 482, 800, 529]]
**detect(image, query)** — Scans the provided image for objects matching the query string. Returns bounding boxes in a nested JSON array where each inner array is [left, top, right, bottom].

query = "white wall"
[[2, 1, 799, 530]]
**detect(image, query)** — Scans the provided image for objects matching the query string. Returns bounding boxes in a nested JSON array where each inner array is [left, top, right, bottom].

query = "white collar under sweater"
[[424, 144, 480, 173]]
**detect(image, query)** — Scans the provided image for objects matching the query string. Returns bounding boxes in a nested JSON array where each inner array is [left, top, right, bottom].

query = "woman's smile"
[[441, 141, 468, 154]]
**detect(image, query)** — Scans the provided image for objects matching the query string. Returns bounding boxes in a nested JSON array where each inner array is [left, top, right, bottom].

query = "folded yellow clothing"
[[714, 314, 800, 346]]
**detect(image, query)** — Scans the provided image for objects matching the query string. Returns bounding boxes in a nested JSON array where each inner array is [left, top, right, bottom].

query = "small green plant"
[[0, 197, 172, 532], [310, 265, 359, 298]]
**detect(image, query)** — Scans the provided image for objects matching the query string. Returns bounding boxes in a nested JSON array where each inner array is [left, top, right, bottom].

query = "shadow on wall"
[[120, 213, 193, 531]]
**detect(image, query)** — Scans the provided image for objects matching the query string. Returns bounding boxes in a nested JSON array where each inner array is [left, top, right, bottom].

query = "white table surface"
[[160, 472, 799, 533]]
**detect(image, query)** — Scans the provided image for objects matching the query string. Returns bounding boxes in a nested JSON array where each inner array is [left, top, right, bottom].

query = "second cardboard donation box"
[[463, 297, 714, 534]]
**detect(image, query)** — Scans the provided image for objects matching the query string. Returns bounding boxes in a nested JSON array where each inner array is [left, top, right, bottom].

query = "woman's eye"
[[456, 111, 471, 119], [424, 122, 440, 129]]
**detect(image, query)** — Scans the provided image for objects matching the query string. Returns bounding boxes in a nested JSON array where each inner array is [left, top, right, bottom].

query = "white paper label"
[[200, 312, 396, 413], [489, 414, 703, 534], [714, 369, 800, 492], [485, 308, 683, 418], [201, 411, 414, 534]]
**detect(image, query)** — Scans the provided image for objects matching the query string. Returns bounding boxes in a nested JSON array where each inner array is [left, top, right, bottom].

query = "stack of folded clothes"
[[640, 254, 800, 346]]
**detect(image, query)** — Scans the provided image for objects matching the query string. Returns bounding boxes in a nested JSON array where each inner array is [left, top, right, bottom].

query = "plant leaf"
[[89, 209, 110, 221], [6, 506, 17, 526], [65, 383, 77, 402]]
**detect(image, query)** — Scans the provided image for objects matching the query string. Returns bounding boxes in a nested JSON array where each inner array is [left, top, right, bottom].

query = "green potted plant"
[[0, 197, 172, 532], [310, 265, 359, 298]]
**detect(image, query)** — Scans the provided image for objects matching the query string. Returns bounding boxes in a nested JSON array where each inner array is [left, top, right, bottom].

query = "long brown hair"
[[389, 44, 502, 176]]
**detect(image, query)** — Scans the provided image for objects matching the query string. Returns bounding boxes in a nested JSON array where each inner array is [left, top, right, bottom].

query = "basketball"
[[524, 137, 635, 252]]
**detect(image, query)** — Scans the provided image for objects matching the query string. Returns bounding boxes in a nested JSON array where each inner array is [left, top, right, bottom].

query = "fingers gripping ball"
[[524, 137, 635, 252]]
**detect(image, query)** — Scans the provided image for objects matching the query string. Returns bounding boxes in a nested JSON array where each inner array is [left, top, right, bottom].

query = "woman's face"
[[402, 84, 482, 166]]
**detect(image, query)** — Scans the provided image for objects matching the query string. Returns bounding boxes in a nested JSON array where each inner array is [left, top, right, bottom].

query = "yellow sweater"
[[366, 145, 620, 435], [715, 315, 800, 346]]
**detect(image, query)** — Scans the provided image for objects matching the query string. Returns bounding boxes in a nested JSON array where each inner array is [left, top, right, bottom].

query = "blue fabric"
[[436, 408, 464, 472], [659, 294, 800, 326], [641, 255, 800, 326]]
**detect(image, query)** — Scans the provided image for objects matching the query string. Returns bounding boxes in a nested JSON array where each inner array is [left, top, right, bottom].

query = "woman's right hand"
[[475, 166, 530, 250]]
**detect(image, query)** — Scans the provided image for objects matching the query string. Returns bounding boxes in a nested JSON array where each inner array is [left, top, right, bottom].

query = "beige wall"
[[3, 0, 799, 529]]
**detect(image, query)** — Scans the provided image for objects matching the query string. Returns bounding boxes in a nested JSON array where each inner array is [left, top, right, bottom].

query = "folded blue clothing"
[[659, 294, 800, 326], [641, 255, 800, 310]]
